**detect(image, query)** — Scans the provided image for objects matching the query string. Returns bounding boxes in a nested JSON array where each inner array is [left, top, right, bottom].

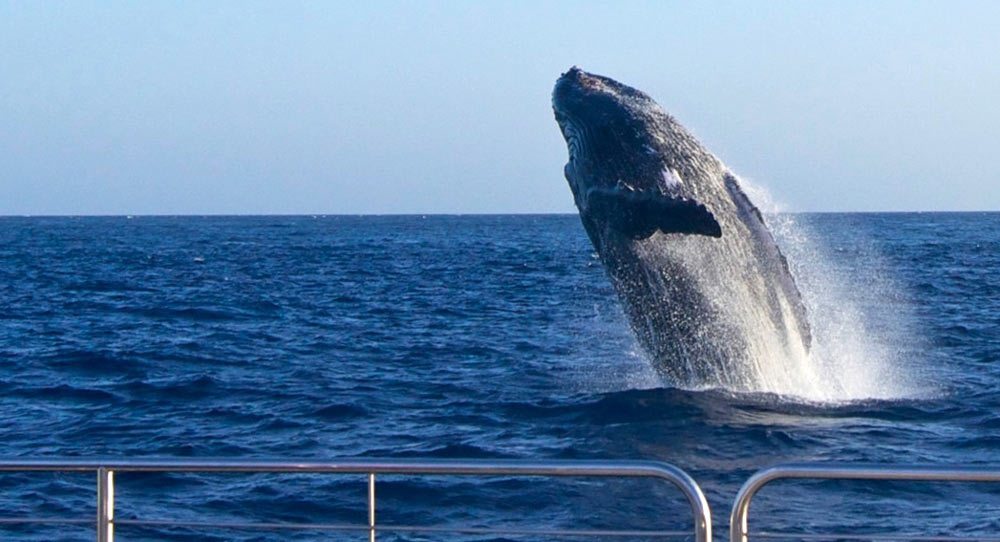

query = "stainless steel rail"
[[0, 458, 711, 542], [730, 463, 1000, 542]]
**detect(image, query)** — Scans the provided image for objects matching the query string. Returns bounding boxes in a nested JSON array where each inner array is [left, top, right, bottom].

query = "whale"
[[552, 67, 812, 388]]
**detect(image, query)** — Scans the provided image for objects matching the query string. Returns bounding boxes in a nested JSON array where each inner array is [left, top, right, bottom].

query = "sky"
[[2, 1, 999, 215]]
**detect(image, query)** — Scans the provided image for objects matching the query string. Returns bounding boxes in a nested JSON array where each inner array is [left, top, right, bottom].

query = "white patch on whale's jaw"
[[659, 167, 683, 192]]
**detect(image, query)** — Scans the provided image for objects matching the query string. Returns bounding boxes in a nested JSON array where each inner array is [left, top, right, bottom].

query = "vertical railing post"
[[96, 467, 114, 542], [367, 473, 376, 542]]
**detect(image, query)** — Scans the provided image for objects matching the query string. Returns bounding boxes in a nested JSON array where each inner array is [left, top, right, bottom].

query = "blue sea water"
[[0, 213, 999, 541]]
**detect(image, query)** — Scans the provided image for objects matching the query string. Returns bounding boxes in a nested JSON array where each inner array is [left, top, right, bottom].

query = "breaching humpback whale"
[[553, 67, 812, 388]]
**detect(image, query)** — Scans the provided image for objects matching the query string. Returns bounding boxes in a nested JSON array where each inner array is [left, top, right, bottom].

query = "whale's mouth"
[[552, 69, 592, 167], [551, 68, 605, 143]]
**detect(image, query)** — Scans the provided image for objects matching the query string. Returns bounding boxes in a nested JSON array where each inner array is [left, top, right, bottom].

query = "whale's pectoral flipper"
[[585, 188, 723, 239]]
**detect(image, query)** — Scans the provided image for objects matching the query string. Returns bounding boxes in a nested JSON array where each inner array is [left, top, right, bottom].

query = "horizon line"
[[2, 210, 998, 218]]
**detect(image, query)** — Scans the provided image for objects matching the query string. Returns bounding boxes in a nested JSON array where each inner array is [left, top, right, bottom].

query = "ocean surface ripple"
[[0, 214, 998, 541]]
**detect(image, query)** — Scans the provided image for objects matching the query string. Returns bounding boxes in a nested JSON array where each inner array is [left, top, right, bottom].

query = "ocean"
[[1, 213, 998, 541]]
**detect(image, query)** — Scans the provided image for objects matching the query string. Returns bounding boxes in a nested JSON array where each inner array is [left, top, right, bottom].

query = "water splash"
[[736, 178, 927, 402], [572, 180, 928, 403]]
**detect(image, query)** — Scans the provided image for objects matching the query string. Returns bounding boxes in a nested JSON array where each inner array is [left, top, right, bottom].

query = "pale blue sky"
[[2, 1, 998, 215]]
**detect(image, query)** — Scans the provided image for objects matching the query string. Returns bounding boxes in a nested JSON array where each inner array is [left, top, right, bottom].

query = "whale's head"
[[552, 67, 664, 198], [552, 67, 722, 241]]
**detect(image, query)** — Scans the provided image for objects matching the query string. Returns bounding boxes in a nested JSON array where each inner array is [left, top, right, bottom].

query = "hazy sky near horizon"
[[2, 1, 999, 215]]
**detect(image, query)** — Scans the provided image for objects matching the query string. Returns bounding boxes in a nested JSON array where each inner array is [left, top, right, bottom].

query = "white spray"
[[723, 177, 925, 402]]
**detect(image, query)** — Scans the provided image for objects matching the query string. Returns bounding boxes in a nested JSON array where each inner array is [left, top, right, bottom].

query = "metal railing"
[[730, 463, 1000, 542], [0, 458, 711, 542]]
